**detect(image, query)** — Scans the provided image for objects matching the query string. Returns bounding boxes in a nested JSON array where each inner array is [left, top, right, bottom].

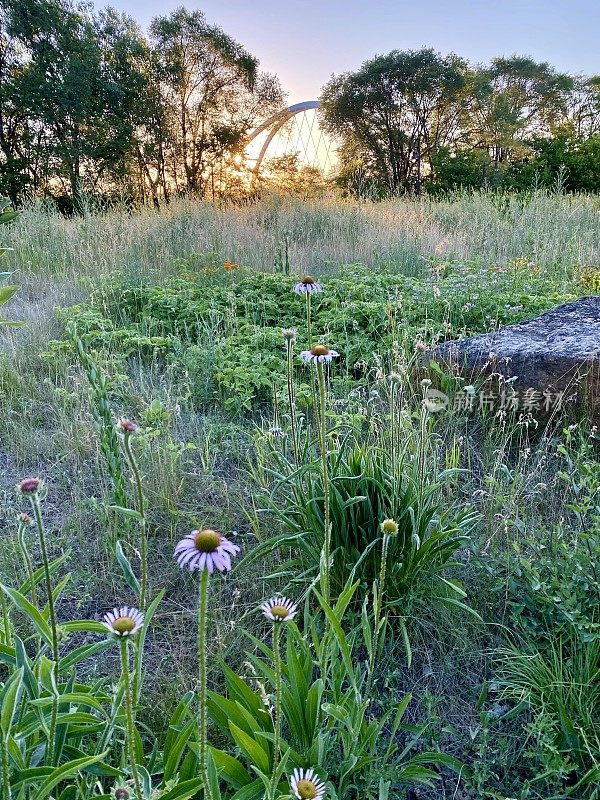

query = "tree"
[[148, 7, 283, 198], [320, 48, 468, 194], [467, 56, 574, 175], [567, 75, 600, 139]]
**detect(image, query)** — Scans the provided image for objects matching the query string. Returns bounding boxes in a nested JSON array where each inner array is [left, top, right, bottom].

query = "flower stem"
[[0, 590, 10, 646], [269, 624, 282, 800], [305, 291, 312, 344], [123, 431, 148, 709], [317, 361, 331, 606], [286, 340, 299, 463], [123, 432, 148, 610], [30, 492, 59, 764], [366, 533, 391, 700], [119, 638, 144, 800], [16, 518, 38, 609], [198, 568, 212, 800]]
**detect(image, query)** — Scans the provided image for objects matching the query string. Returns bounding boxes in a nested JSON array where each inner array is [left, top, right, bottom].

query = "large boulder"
[[426, 296, 600, 421]]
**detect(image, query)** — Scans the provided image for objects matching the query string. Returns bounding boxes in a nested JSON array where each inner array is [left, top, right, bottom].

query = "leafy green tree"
[[320, 48, 468, 194], [148, 6, 283, 198], [468, 56, 574, 175]]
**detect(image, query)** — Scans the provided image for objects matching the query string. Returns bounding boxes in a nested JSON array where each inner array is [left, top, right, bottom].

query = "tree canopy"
[[0, 2, 598, 205]]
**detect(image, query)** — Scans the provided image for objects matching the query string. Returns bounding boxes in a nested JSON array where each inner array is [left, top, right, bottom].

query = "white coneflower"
[[102, 607, 144, 637], [290, 768, 327, 800], [174, 529, 240, 574], [293, 275, 322, 295], [300, 344, 339, 364], [260, 596, 298, 622]]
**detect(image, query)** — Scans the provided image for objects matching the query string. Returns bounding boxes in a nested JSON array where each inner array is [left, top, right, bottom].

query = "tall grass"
[[5, 191, 599, 285]]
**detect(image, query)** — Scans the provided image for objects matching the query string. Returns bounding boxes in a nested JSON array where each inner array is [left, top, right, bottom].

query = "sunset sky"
[[104, 0, 599, 103]]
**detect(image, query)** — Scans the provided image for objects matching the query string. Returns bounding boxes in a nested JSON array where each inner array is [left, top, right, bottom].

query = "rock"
[[426, 296, 600, 421]]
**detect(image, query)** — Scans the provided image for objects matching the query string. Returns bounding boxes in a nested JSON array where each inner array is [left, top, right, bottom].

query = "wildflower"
[[415, 340, 428, 352], [19, 478, 41, 495], [282, 327, 297, 342], [117, 418, 138, 433], [261, 596, 298, 622], [389, 371, 403, 385], [102, 607, 144, 637], [420, 378, 432, 389], [18, 512, 33, 524], [290, 768, 327, 800], [381, 518, 398, 536], [223, 260, 239, 271], [300, 344, 339, 364], [114, 790, 130, 799], [294, 274, 321, 295], [174, 528, 240, 573], [268, 426, 286, 438]]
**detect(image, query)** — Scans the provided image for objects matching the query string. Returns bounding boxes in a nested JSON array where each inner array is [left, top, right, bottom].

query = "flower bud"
[[117, 418, 138, 433], [19, 478, 40, 495]]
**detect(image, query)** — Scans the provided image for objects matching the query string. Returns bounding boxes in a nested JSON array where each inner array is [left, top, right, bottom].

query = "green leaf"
[[209, 746, 252, 789], [31, 753, 108, 800], [1, 666, 24, 734], [58, 640, 113, 672], [109, 505, 143, 521], [115, 540, 141, 594], [228, 721, 270, 774], [0, 285, 18, 304], [1, 584, 53, 647], [61, 619, 108, 634], [158, 779, 204, 800]]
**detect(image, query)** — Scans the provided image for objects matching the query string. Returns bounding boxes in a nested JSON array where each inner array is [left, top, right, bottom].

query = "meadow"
[[0, 191, 599, 800]]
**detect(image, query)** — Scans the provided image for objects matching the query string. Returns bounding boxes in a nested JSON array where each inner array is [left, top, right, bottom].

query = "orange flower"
[[223, 261, 240, 271]]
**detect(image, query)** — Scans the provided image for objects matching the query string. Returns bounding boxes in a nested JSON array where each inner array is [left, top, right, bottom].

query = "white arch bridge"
[[241, 101, 336, 185]]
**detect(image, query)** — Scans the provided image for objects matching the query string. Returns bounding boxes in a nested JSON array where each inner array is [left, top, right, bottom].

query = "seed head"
[[282, 327, 297, 342], [381, 518, 399, 536]]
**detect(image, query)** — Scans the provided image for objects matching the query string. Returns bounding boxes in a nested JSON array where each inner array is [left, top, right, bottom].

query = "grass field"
[[0, 191, 599, 800]]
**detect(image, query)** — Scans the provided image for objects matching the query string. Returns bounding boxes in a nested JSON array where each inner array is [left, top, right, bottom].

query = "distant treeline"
[[321, 50, 600, 197], [1, 0, 599, 208]]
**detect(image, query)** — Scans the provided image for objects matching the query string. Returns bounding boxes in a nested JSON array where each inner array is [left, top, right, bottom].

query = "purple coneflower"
[[260, 596, 298, 622], [293, 275, 321, 295], [290, 768, 327, 800], [102, 607, 144, 637], [174, 529, 240, 574], [300, 344, 339, 364]]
